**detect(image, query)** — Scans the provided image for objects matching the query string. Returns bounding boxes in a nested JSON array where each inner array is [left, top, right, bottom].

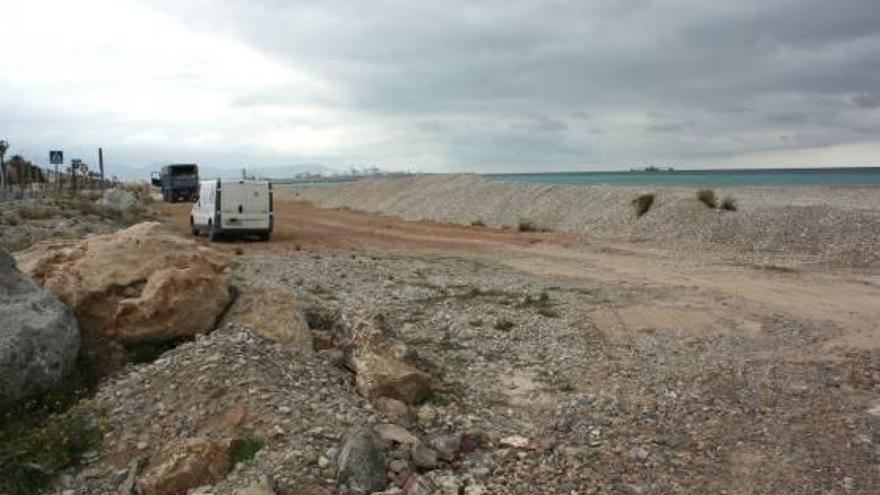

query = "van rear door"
[[219, 181, 271, 231]]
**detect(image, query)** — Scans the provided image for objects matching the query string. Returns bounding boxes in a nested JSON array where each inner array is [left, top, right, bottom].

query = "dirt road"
[[158, 198, 880, 354]]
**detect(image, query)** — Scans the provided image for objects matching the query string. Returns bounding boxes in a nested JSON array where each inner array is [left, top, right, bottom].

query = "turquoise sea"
[[483, 167, 880, 187]]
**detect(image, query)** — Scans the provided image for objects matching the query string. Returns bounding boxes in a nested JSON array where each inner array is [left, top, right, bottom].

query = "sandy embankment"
[[283, 174, 880, 265]]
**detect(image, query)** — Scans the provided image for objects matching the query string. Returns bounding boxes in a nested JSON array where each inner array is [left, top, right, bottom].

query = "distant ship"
[[631, 166, 675, 172]]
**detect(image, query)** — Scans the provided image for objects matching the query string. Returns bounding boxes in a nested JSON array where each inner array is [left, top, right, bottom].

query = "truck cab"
[[152, 164, 200, 202], [191, 179, 273, 241]]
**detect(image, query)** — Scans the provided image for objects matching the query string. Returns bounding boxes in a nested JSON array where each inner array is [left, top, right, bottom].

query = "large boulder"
[[337, 428, 388, 494], [343, 313, 432, 405], [0, 250, 79, 406], [13, 222, 233, 345], [221, 287, 313, 352], [352, 351, 432, 404], [137, 437, 231, 495]]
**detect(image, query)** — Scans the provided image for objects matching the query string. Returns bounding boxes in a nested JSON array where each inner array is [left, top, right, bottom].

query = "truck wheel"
[[190, 218, 198, 236], [259, 232, 270, 242]]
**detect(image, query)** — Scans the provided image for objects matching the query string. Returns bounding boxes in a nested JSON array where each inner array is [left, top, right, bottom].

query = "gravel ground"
[[286, 175, 880, 267], [56, 249, 880, 494]]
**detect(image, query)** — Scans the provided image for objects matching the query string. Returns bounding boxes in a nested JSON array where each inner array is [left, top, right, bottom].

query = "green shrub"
[[517, 219, 537, 232], [494, 319, 515, 331], [523, 290, 559, 317], [720, 195, 737, 211], [0, 412, 99, 494], [228, 434, 264, 464], [631, 193, 655, 218], [697, 189, 717, 208], [0, 347, 105, 494]]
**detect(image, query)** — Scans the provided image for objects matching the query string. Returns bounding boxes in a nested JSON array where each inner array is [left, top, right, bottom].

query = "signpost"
[[71, 158, 82, 192], [50, 150, 63, 190]]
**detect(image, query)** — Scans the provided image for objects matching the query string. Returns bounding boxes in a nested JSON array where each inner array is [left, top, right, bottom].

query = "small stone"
[[137, 437, 231, 495], [374, 423, 420, 445], [374, 488, 404, 495], [464, 484, 487, 495], [389, 459, 409, 474], [631, 446, 649, 461], [317, 349, 347, 369], [411, 443, 439, 470], [226, 403, 247, 428], [425, 470, 461, 494], [311, 330, 335, 351], [337, 429, 388, 494], [318, 456, 330, 468], [375, 397, 412, 425], [499, 435, 530, 449], [236, 477, 276, 495], [402, 474, 435, 495], [416, 405, 437, 427], [429, 434, 461, 462]]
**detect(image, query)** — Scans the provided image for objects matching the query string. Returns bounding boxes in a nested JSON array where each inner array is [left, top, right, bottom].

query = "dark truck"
[[151, 164, 199, 202]]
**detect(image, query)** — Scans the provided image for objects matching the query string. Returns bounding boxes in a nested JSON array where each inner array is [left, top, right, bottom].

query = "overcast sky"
[[2, 0, 880, 175]]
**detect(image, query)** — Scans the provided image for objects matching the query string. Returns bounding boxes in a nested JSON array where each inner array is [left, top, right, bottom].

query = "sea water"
[[483, 167, 880, 187]]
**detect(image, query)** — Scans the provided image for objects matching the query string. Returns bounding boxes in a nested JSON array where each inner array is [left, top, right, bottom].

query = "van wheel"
[[190, 218, 198, 236], [259, 232, 270, 242]]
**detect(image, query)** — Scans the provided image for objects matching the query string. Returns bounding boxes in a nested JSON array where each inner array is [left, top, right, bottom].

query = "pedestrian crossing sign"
[[50, 150, 63, 165]]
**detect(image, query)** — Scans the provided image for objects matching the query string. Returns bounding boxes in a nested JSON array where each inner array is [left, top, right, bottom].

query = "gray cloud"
[[5, 0, 880, 173], [853, 92, 880, 109], [512, 113, 568, 133]]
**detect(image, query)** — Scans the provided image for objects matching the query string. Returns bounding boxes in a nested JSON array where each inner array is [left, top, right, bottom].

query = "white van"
[[190, 179, 273, 241]]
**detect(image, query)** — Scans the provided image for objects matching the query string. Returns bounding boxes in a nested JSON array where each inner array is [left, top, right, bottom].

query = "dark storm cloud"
[[24, 0, 880, 171], [853, 92, 880, 109]]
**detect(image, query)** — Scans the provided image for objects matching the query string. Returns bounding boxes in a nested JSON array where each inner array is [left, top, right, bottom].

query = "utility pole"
[[98, 148, 104, 183], [17, 156, 24, 197], [70, 159, 80, 193], [0, 139, 7, 190]]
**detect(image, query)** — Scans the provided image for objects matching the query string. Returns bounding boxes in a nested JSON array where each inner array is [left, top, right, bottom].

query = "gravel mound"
[[289, 175, 880, 266]]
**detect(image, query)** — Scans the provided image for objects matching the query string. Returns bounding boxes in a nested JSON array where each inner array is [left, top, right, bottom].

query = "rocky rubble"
[[45, 245, 880, 494], [0, 249, 79, 406]]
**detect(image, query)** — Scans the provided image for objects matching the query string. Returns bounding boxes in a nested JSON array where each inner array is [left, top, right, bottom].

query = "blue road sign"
[[50, 150, 63, 164]]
